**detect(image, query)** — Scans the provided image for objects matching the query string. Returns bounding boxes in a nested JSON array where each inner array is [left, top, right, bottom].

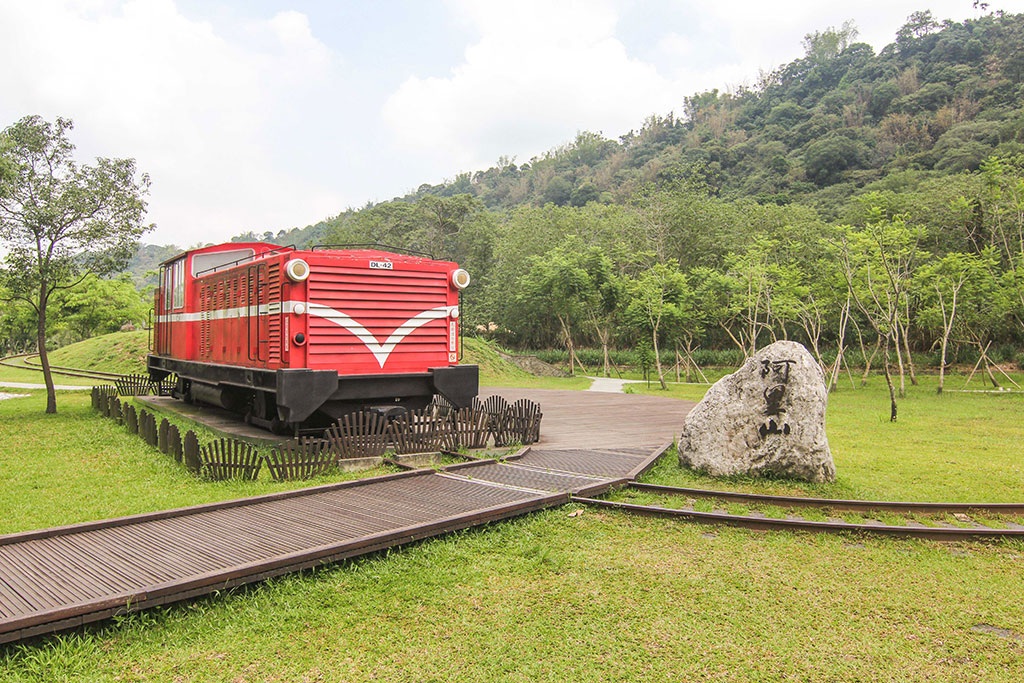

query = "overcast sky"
[[1, 0, 1019, 246]]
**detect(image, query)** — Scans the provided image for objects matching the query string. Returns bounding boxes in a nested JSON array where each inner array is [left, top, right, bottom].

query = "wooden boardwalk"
[[480, 387, 693, 449], [0, 388, 691, 644], [0, 444, 666, 644]]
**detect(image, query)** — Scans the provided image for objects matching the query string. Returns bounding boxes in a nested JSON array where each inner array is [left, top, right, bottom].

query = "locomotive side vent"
[[267, 262, 283, 363], [200, 284, 212, 358]]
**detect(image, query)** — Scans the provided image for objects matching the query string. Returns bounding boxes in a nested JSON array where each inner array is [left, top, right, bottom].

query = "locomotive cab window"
[[171, 257, 185, 309], [191, 249, 255, 277], [161, 266, 172, 312]]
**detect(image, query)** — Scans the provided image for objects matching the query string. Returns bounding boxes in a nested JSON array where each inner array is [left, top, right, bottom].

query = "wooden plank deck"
[[0, 443, 669, 644], [480, 387, 692, 449]]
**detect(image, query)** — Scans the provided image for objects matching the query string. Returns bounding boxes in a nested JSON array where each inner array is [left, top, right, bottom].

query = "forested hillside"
[[397, 10, 1024, 214]]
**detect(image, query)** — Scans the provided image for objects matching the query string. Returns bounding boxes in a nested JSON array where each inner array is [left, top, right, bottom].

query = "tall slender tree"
[[626, 262, 690, 390], [0, 116, 152, 413]]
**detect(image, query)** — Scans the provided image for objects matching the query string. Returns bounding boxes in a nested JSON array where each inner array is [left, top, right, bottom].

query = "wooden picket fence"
[[90, 388, 542, 481], [200, 439, 262, 481], [266, 438, 334, 481]]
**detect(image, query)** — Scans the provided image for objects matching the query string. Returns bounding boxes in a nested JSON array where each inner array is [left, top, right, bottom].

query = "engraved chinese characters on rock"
[[759, 358, 796, 438]]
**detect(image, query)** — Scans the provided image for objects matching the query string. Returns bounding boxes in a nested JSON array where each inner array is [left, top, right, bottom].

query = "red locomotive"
[[148, 242, 478, 432]]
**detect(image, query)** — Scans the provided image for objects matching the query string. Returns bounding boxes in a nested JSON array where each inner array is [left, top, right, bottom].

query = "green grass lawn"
[[1, 372, 1023, 681], [483, 375, 593, 390]]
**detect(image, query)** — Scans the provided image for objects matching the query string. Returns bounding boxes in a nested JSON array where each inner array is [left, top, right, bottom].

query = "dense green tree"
[[513, 249, 593, 373], [569, 182, 600, 207], [54, 273, 149, 340], [804, 135, 868, 185], [542, 176, 573, 206], [802, 20, 860, 62], [837, 213, 926, 418]]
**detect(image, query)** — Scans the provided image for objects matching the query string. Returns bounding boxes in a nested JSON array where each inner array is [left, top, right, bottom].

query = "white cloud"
[[382, 0, 685, 171], [0, 0, 346, 245]]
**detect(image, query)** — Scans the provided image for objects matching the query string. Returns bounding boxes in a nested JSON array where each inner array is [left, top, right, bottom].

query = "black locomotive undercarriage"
[[147, 355, 479, 434]]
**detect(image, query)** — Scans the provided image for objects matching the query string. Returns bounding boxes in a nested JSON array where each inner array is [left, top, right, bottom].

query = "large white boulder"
[[679, 340, 836, 483]]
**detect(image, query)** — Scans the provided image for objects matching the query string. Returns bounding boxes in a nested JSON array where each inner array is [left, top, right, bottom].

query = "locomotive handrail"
[[194, 244, 296, 277], [245, 264, 267, 363], [310, 243, 436, 259], [246, 266, 254, 363]]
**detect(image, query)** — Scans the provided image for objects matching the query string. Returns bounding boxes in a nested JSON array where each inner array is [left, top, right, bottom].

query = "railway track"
[[0, 353, 130, 382], [574, 482, 1024, 541]]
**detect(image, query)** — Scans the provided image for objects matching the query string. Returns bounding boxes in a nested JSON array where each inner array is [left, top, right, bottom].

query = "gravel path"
[[0, 391, 30, 400], [584, 376, 644, 393]]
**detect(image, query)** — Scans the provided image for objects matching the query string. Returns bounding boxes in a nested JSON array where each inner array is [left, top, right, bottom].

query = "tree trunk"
[[883, 336, 897, 422], [892, 328, 906, 398], [984, 355, 1000, 389], [684, 338, 703, 382], [592, 320, 611, 378], [720, 322, 747, 358], [559, 317, 577, 376], [861, 338, 879, 387], [652, 326, 667, 390], [937, 291, 953, 395], [962, 340, 988, 388], [602, 337, 610, 378], [832, 299, 851, 391], [37, 283, 56, 414], [937, 331, 949, 394], [900, 319, 918, 386]]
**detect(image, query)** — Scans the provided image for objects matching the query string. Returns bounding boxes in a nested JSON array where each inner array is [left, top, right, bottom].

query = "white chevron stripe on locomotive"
[[305, 303, 452, 368], [157, 302, 456, 368]]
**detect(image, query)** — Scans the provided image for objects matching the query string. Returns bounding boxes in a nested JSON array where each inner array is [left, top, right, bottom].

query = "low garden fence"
[[90, 387, 542, 483]]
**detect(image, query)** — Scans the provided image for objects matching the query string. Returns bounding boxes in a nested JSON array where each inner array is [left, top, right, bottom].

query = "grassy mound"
[[461, 337, 532, 384], [48, 330, 150, 374]]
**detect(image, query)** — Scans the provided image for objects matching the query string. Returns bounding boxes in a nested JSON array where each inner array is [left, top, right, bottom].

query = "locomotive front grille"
[[306, 264, 450, 372]]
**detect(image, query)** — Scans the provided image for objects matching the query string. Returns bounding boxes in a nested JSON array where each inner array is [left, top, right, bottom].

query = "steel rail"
[[573, 497, 1024, 541], [627, 482, 1024, 514], [0, 354, 130, 382], [0, 353, 31, 368], [20, 355, 128, 380]]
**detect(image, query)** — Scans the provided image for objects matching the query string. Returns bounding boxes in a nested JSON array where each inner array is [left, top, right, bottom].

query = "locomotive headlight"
[[285, 259, 310, 282], [450, 306, 460, 319], [451, 268, 471, 290], [293, 302, 306, 315]]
